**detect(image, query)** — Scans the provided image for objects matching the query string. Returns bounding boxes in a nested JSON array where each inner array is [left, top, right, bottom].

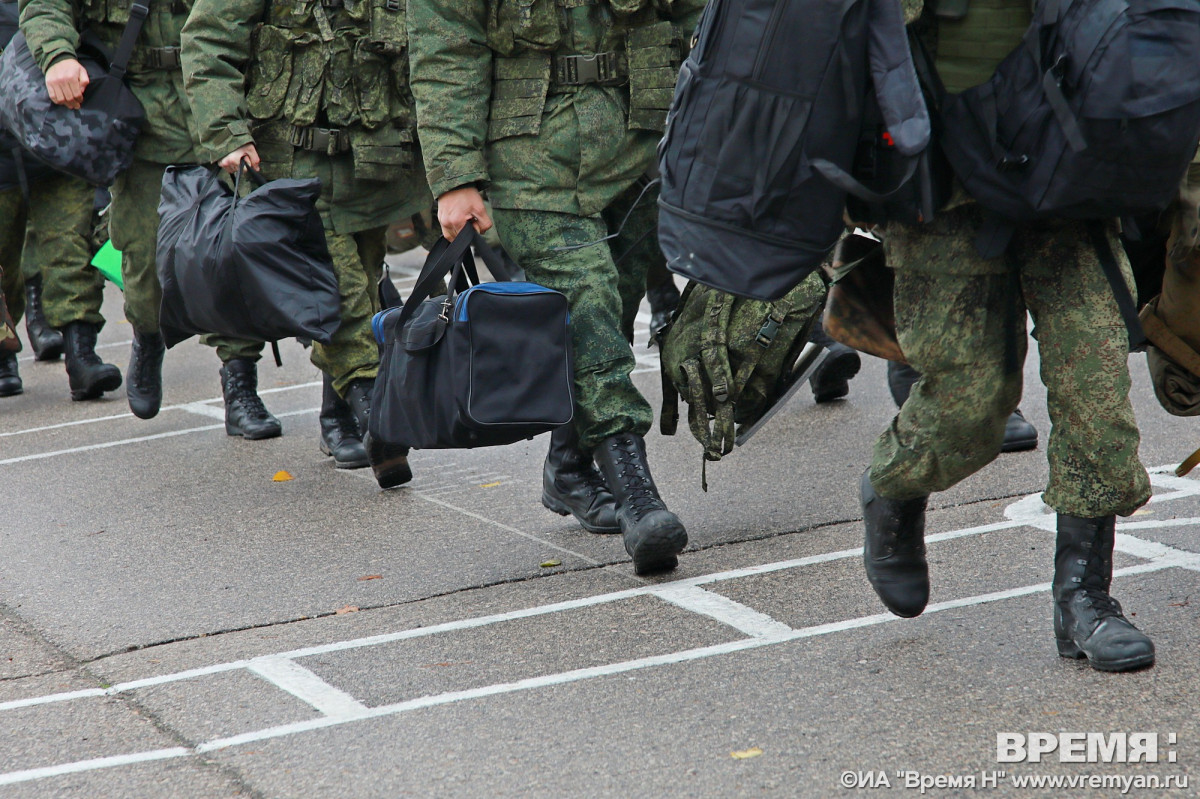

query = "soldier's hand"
[[437, 186, 492, 241], [45, 59, 89, 110], [219, 144, 261, 174]]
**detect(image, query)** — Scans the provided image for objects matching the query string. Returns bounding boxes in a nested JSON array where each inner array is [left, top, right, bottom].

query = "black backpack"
[[941, 0, 1200, 257], [657, 0, 931, 302]]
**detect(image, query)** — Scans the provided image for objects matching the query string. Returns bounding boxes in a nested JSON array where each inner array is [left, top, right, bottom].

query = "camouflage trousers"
[[309, 226, 388, 396], [492, 180, 658, 452], [109, 158, 262, 362], [870, 204, 1151, 518], [0, 175, 101, 328]]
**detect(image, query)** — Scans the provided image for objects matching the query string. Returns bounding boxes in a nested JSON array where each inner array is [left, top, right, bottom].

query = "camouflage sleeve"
[[407, 0, 492, 199], [179, 0, 263, 161], [19, 0, 82, 74]]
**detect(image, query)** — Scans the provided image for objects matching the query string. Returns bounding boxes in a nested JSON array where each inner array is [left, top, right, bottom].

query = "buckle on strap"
[[554, 52, 621, 85], [143, 46, 181, 70], [288, 126, 351, 155]]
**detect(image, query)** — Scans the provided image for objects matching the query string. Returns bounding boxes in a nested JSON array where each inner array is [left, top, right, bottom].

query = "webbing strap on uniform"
[[1087, 220, 1148, 352]]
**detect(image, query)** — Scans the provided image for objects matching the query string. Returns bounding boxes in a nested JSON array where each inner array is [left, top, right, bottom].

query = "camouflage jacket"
[[19, 0, 202, 164], [181, 0, 427, 234], [407, 0, 705, 216]]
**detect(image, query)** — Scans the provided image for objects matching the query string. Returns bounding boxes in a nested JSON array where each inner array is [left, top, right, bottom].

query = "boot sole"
[[319, 439, 370, 469], [70, 372, 123, 401], [372, 456, 413, 489], [33, 344, 63, 361], [128, 395, 162, 420], [225, 423, 283, 441], [626, 525, 688, 576], [811, 352, 861, 403], [1056, 638, 1155, 672], [0, 384, 24, 397], [541, 492, 621, 535], [1000, 434, 1038, 453]]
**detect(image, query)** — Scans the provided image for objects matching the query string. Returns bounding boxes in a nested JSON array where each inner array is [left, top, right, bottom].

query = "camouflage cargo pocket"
[[282, 34, 325, 128], [246, 26, 293, 121], [353, 44, 394, 129], [369, 0, 407, 55], [254, 137, 295, 182], [325, 36, 356, 127], [487, 56, 549, 141], [627, 22, 681, 132], [350, 128, 413, 182]]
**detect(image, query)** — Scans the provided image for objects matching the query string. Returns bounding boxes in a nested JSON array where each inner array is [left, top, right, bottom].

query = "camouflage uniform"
[[19, 0, 263, 359], [407, 0, 706, 451], [180, 0, 434, 395], [868, 0, 1152, 518]]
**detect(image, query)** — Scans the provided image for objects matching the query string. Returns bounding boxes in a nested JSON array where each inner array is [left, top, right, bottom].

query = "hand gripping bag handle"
[[397, 228, 518, 328]]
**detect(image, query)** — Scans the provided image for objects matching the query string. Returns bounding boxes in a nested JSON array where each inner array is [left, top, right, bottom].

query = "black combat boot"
[[542, 425, 620, 534], [886, 360, 1038, 451], [0, 351, 22, 396], [220, 358, 282, 440], [23, 275, 63, 361], [1054, 514, 1155, 672], [319, 373, 368, 469], [861, 469, 929, 618], [808, 317, 861, 403], [62, 321, 122, 401], [593, 433, 687, 575], [646, 280, 681, 345], [344, 377, 413, 488], [127, 330, 165, 419]]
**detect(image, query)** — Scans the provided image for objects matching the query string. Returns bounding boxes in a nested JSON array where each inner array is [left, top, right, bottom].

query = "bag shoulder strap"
[[1086, 220, 1149, 352], [107, 3, 149, 82]]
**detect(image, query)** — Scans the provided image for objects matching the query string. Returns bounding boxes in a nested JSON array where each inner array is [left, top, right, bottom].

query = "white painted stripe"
[[0, 381, 322, 439], [247, 657, 368, 718], [0, 687, 107, 712], [1119, 516, 1200, 532], [177, 402, 228, 421], [0, 747, 191, 786], [0, 560, 1179, 784], [15, 339, 131, 364], [0, 408, 320, 466], [653, 584, 794, 639], [1115, 534, 1200, 569], [414, 491, 606, 568]]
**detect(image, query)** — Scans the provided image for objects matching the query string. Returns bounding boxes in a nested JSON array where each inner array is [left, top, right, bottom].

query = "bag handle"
[[397, 227, 518, 327]]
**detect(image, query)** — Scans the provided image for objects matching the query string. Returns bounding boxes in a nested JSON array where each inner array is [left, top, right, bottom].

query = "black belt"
[[288, 125, 352, 155], [553, 51, 625, 86]]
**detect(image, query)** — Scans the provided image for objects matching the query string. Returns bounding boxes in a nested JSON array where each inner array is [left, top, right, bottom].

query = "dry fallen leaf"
[[731, 747, 764, 760], [479, 481, 502, 488], [335, 605, 359, 615], [357, 574, 383, 582], [540, 559, 562, 568], [272, 470, 294, 482]]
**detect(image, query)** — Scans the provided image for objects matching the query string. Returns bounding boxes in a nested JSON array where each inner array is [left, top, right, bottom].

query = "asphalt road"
[[2, 254, 1198, 798]]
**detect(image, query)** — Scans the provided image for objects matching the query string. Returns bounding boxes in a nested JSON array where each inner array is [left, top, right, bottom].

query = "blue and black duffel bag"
[[371, 229, 574, 450]]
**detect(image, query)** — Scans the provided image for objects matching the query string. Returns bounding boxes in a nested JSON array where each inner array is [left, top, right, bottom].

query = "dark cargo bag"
[[370, 229, 574, 450], [941, 0, 1200, 254], [156, 164, 341, 347], [0, 7, 148, 187], [657, 0, 930, 302]]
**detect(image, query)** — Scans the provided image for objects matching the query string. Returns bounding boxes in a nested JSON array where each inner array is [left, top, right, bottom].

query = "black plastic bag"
[[370, 229, 573, 450], [156, 164, 340, 347]]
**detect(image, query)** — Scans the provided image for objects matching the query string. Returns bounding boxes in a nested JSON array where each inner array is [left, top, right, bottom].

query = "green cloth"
[[91, 241, 124, 289], [869, 205, 1151, 518]]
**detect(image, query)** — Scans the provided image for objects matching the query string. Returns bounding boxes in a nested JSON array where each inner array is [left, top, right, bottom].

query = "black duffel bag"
[[0, 7, 147, 187], [156, 163, 341, 347], [370, 229, 573, 450]]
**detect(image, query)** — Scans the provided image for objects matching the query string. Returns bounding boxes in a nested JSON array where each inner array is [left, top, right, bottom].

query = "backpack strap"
[[658, 280, 697, 437], [699, 289, 737, 461], [107, 4, 149, 83], [1086, 221, 1149, 352]]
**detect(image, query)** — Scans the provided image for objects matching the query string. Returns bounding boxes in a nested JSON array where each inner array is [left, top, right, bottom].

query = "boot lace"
[[1076, 589, 1124, 621], [610, 438, 659, 518], [228, 377, 271, 420]]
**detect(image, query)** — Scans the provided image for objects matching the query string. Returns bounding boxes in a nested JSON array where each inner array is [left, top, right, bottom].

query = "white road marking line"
[[0, 380, 322, 439], [653, 584, 794, 639], [0, 687, 108, 712], [15, 339, 132, 364], [1, 559, 1176, 785], [0, 747, 192, 787], [247, 657, 368, 718], [414, 491, 606, 567], [177, 402, 228, 421], [0, 408, 320, 466]]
